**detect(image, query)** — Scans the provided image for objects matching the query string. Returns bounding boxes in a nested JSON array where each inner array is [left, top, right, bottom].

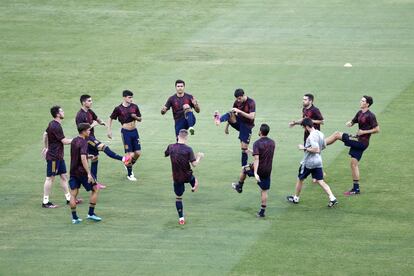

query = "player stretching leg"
[[76, 94, 131, 189], [161, 79, 200, 137], [289, 93, 325, 182], [232, 124, 276, 217], [325, 96, 379, 195], [69, 123, 102, 224], [41, 106, 73, 208], [287, 118, 338, 207], [214, 88, 256, 167], [108, 90, 142, 181], [164, 129, 204, 225]]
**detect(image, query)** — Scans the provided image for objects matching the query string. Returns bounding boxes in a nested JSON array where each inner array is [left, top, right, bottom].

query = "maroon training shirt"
[[302, 105, 324, 141], [110, 103, 141, 125], [70, 136, 89, 177], [164, 93, 195, 121], [164, 143, 196, 183], [233, 97, 256, 128], [253, 136, 276, 178], [352, 110, 378, 146], [45, 120, 65, 161], [76, 109, 98, 137]]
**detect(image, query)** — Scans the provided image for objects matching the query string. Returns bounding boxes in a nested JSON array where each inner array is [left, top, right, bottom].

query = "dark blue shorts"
[[242, 164, 271, 190], [46, 160, 67, 177], [342, 133, 367, 161], [87, 136, 101, 156], [174, 115, 196, 136], [229, 119, 252, 144], [257, 177, 271, 190], [121, 128, 141, 153], [69, 176, 95, 191], [173, 175, 196, 197], [298, 165, 324, 181]]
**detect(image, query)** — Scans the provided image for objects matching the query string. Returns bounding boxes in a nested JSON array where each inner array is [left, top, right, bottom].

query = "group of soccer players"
[[42, 79, 379, 225]]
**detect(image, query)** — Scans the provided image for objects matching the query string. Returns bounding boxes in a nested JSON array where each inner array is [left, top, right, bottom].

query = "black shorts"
[[298, 165, 324, 181], [257, 177, 271, 190], [342, 133, 367, 161], [173, 175, 196, 197], [46, 160, 67, 177]]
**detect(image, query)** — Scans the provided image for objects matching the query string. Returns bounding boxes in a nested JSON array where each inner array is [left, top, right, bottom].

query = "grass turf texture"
[[0, 0, 413, 275]]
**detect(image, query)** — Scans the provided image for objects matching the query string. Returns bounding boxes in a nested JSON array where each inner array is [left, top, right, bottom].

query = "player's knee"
[[97, 144, 106, 151], [176, 197, 182, 202]]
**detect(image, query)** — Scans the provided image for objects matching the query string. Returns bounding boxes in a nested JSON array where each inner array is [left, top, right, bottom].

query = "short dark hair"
[[301, 117, 314, 128], [80, 94, 91, 104], [123, 90, 133, 97], [234, 88, 245, 98], [260, 124, 270, 136], [304, 93, 314, 102], [363, 95, 373, 107], [77, 123, 91, 133], [175, 79, 185, 86], [50, 106, 61, 118]]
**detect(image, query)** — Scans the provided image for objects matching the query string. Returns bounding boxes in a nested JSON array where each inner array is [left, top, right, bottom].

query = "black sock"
[[353, 180, 360, 191], [238, 181, 244, 187], [88, 203, 96, 216], [259, 205, 266, 215], [126, 165, 133, 176], [176, 199, 183, 218], [71, 207, 78, 220]]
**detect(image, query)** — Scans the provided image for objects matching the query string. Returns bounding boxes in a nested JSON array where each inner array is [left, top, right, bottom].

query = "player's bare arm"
[[61, 138, 72, 145], [232, 108, 255, 120], [81, 154, 94, 183], [253, 155, 260, 182], [191, 97, 200, 113], [346, 120, 354, 127], [107, 118, 113, 139], [289, 118, 303, 127], [298, 144, 320, 153], [161, 106, 167, 115], [357, 125, 380, 136], [191, 152, 204, 167], [131, 114, 142, 122], [42, 132, 48, 159]]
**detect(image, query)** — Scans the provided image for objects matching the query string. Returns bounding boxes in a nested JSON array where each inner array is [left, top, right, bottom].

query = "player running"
[[41, 106, 73, 208], [231, 124, 276, 218], [164, 129, 204, 225], [286, 118, 338, 207], [108, 90, 142, 181], [289, 93, 324, 143], [69, 123, 102, 224], [214, 88, 256, 167], [161, 79, 200, 137], [76, 94, 131, 188], [325, 95, 379, 196]]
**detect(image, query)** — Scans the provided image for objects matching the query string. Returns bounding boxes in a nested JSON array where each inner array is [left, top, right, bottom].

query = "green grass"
[[0, 0, 413, 275]]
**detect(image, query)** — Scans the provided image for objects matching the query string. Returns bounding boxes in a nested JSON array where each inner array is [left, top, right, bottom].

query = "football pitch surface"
[[1, 0, 413, 275]]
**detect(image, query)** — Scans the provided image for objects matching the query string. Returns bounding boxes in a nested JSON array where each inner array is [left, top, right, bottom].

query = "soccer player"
[[164, 129, 204, 225], [325, 95, 379, 195], [41, 106, 73, 208], [76, 94, 131, 188], [161, 80, 200, 137], [108, 90, 142, 181], [214, 88, 256, 167], [289, 93, 324, 143], [231, 123, 276, 218], [69, 123, 102, 224], [286, 118, 338, 207]]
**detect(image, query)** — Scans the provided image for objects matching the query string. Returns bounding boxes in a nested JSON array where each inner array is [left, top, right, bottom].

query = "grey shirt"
[[301, 130, 326, 169]]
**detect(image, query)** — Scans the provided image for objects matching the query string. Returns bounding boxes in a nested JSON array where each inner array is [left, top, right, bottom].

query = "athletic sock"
[[175, 199, 183, 218], [64, 193, 71, 201], [259, 205, 266, 215], [241, 151, 248, 166], [238, 181, 244, 187], [71, 207, 78, 220], [43, 195, 49, 204], [293, 195, 300, 202], [329, 195, 336, 201], [126, 165, 133, 176], [103, 147, 123, 161], [353, 180, 360, 191], [88, 203, 96, 216], [91, 160, 98, 180]]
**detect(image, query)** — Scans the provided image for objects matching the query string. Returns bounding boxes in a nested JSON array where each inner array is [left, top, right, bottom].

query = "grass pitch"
[[0, 0, 413, 275]]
